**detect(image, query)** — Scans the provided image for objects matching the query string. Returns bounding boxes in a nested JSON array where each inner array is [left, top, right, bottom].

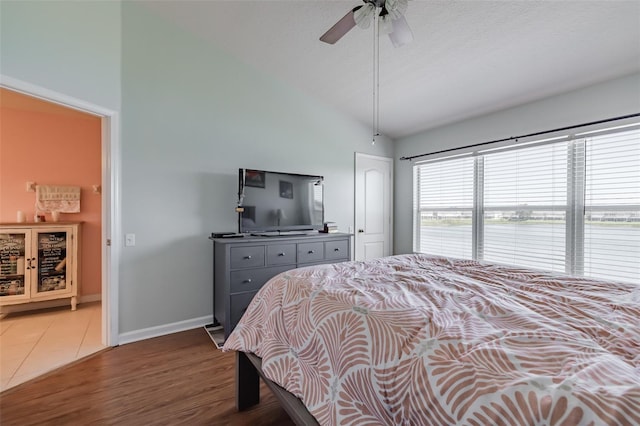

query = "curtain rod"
[[399, 112, 640, 161]]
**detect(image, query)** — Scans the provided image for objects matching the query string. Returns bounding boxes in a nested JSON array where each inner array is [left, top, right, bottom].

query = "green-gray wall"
[[394, 72, 640, 254], [1, 1, 394, 339], [119, 3, 392, 336], [0, 0, 121, 110]]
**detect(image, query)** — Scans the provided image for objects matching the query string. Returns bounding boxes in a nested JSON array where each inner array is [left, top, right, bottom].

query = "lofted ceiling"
[[140, 1, 640, 140]]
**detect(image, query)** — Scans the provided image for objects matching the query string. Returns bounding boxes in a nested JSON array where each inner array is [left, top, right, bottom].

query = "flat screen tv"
[[238, 168, 324, 235]]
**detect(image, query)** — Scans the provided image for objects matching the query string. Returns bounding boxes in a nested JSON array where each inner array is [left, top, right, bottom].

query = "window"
[[583, 129, 640, 282], [413, 125, 640, 284], [413, 156, 474, 259], [483, 143, 567, 272]]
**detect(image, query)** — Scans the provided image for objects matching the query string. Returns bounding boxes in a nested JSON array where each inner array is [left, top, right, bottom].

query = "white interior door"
[[355, 153, 393, 261]]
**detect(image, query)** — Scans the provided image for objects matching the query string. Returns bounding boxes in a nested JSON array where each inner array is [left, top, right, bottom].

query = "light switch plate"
[[125, 233, 136, 247]]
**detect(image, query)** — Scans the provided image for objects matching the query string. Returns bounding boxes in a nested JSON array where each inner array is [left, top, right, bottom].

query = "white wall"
[[394, 72, 640, 254], [118, 4, 393, 335]]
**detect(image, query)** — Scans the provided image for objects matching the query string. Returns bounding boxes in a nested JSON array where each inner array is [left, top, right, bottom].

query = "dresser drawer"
[[266, 243, 296, 266], [230, 291, 258, 331], [215, 235, 352, 339], [230, 265, 292, 293], [298, 242, 324, 264], [325, 239, 349, 260], [230, 246, 265, 269]]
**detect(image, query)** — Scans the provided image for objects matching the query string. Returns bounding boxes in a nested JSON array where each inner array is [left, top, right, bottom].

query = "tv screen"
[[238, 169, 324, 234]]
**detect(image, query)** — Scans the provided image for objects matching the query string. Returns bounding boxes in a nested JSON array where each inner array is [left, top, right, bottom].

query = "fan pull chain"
[[372, 8, 380, 145]]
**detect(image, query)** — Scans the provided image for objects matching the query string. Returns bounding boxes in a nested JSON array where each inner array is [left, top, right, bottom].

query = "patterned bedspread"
[[223, 254, 640, 425]]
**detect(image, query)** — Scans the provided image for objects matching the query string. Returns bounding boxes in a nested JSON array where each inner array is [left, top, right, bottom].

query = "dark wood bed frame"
[[236, 352, 320, 425]]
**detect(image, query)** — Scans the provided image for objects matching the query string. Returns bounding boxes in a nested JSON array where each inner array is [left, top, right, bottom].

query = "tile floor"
[[0, 301, 105, 392]]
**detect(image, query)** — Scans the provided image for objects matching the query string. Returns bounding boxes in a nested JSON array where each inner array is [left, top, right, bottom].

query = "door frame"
[[1, 74, 121, 346], [354, 152, 394, 260]]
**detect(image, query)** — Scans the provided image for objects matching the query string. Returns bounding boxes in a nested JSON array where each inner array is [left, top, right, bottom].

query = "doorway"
[[354, 153, 393, 261], [0, 81, 117, 390], [0, 75, 119, 347]]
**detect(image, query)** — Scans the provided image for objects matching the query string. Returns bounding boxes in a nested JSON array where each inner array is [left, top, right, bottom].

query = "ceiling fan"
[[320, 0, 413, 47]]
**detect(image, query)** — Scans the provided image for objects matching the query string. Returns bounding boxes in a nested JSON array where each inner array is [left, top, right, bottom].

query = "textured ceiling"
[[141, 1, 640, 139]]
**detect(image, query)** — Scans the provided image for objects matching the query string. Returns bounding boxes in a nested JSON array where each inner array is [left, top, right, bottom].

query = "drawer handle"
[[308, 250, 315, 254], [278, 252, 285, 256], [244, 255, 252, 260], [334, 248, 340, 252], [243, 279, 252, 284]]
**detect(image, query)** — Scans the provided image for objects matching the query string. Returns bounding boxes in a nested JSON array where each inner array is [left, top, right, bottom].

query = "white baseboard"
[[118, 315, 212, 345], [0, 294, 102, 315]]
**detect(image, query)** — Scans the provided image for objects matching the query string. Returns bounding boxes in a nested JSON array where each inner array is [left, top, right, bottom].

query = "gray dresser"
[[213, 233, 351, 339]]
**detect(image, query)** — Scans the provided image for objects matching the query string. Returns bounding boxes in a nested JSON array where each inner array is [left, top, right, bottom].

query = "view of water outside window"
[[415, 126, 639, 284], [482, 142, 567, 272], [583, 130, 640, 282], [418, 212, 473, 259]]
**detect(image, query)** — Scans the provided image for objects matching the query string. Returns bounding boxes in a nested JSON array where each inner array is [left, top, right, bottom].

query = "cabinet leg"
[[71, 296, 77, 311]]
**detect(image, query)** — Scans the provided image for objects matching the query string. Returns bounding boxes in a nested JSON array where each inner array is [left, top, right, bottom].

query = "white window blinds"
[[412, 123, 640, 284], [413, 157, 474, 258], [483, 143, 567, 272], [583, 129, 640, 283]]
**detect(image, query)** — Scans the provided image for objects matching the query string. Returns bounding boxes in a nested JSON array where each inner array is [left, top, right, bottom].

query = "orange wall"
[[0, 89, 102, 297]]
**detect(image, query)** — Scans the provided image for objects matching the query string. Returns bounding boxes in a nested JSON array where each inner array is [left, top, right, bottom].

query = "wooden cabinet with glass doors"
[[0, 223, 80, 312]]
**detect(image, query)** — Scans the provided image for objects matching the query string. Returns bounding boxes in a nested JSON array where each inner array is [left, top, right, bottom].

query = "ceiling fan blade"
[[388, 14, 413, 47], [320, 7, 360, 44]]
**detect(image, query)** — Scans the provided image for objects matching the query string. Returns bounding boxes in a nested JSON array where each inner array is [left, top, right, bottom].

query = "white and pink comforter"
[[223, 254, 640, 425]]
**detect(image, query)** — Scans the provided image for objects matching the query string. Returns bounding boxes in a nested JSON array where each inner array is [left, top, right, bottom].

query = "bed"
[[223, 254, 640, 425]]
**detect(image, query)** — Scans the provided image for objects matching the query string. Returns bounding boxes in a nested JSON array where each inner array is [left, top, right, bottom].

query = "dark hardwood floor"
[[0, 328, 296, 426]]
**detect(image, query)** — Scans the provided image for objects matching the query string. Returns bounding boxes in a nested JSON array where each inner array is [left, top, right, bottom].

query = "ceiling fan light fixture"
[[388, 14, 413, 47], [354, 3, 375, 29], [385, 0, 408, 20], [379, 15, 394, 34]]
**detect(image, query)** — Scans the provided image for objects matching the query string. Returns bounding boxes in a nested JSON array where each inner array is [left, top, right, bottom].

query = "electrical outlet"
[[348, 226, 354, 234], [125, 233, 136, 247]]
